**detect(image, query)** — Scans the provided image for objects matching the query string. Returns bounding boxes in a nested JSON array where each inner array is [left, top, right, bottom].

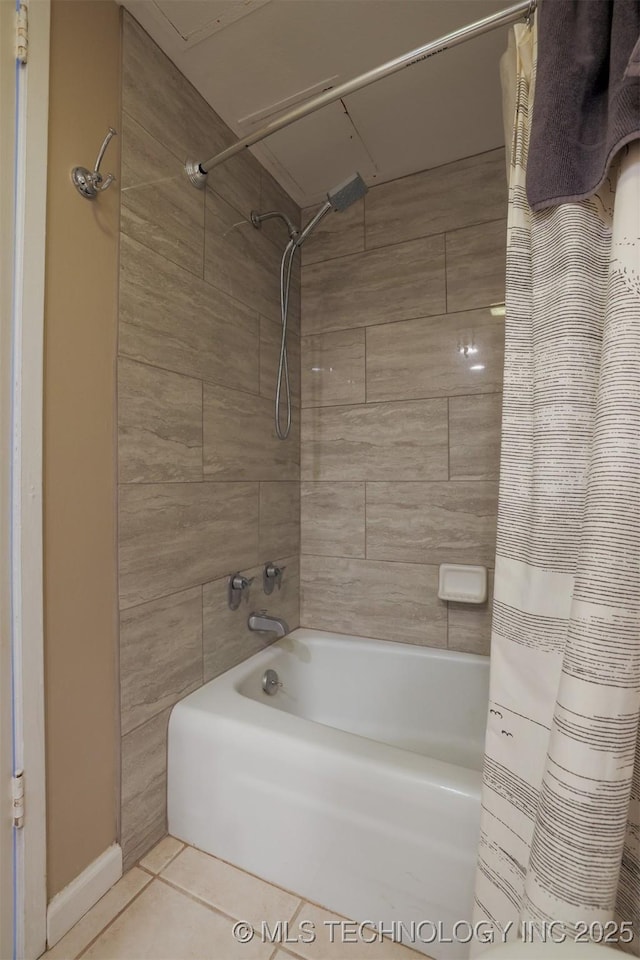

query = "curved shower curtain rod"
[[185, 0, 536, 188]]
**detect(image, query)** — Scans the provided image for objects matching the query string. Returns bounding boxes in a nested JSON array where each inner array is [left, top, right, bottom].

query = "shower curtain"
[[473, 19, 640, 954]]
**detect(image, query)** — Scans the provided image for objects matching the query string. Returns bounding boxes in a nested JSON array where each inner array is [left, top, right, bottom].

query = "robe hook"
[[71, 127, 117, 200]]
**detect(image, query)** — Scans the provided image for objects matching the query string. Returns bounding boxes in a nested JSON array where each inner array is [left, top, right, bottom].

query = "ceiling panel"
[[345, 27, 507, 186], [154, 0, 271, 44], [258, 101, 379, 203], [121, 0, 513, 205]]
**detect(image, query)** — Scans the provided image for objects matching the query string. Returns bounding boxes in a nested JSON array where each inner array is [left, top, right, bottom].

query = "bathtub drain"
[[262, 669, 281, 695]]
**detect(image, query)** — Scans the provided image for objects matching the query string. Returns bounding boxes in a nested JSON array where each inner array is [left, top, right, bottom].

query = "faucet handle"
[[231, 573, 254, 591], [263, 562, 286, 595], [228, 572, 254, 611]]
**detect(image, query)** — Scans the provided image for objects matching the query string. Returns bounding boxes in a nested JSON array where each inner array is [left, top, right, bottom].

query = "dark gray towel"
[[527, 0, 640, 211]]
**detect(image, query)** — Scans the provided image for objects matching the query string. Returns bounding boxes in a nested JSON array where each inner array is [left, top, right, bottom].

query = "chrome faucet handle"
[[228, 572, 255, 611], [263, 562, 286, 595], [231, 573, 254, 590]]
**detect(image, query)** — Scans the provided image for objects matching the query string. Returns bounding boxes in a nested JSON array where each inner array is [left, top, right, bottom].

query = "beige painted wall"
[[44, 0, 121, 898], [299, 150, 507, 654]]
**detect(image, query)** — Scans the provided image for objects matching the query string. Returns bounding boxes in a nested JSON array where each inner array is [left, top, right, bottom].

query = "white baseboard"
[[47, 843, 123, 947]]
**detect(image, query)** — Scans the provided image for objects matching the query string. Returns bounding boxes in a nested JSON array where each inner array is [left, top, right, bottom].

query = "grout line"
[[301, 390, 501, 413], [121, 223, 283, 329], [120, 226, 206, 286], [155, 873, 277, 928], [364, 481, 368, 560], [200, 378, 204, 478], [301, 303, 505, 339], [446, 397, 451, 482], [362, 188, 368, 251], [288, 900, 305, 925], [201, 582, 205, 684], [356, 145, 505, 208], [443, 225, 449, 313], [143, 839, 185, 878], [257, 314, 263, 397], [301, 553, 448, 568], [119, 583, 205, 615], [363, 326, 368, 405], [301, 215, 507, 268], [74, 876, 153, 959], [170, 840, 350, 921], [200, 188, 206, 281], [299, 480, 496, 486], [157, 839, 308, 910], [119, 473, 297, 486], [116, 352, 264, 404]]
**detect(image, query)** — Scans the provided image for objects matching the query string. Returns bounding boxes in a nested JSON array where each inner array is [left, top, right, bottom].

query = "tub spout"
[[248, 611, 290, 639]]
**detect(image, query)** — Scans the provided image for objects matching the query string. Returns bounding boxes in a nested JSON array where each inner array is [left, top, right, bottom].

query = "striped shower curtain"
[[473, 20, 640, 954]]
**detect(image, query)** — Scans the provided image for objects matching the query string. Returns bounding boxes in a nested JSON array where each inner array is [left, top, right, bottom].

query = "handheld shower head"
[[327, 172, 368, 212], [296, 172, 368, 247], [268, 171, 368, 442]]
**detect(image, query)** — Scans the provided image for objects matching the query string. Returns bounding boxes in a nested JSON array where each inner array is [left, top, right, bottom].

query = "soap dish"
[[438, 564, 487, 603]]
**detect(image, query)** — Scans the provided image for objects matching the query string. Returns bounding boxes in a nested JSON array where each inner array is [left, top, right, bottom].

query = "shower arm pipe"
[[185, 0, 536, 187]]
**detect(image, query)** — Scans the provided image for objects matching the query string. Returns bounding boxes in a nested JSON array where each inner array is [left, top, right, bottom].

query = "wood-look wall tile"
[[365, 308, 504, 403], [445, 219, 507, 313], [301, 234, 446, 335], [448, 570, 494, 656], [203, 556, 300, 682], [120, 587, 203, 736], [121, 707, 171, 870], [449, 394, 502, 481], [118, 359, 202, 483], [300, 556, 446, 646], [287, 256, 302, 338], [259, 482, 300, 559], [204, 191, 281, 323], [301, 329, 365, 408], [366, 482, 498, 566], [121, 112, 204, 278], [123, 13, 232, 169], [301, 482, 365, 558], [301, 399, 448, 481], [259, 318, 300, 408], [119, 235, 259, 393], [203, 382, 299, 481], [300, 198, 364, 266], [118, 482, 258, 609], [207, 149, 262, 222], [365, 149, 506, 249]]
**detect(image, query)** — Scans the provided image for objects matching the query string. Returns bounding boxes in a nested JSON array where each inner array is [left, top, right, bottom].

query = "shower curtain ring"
[[524, 0, 535, 26]]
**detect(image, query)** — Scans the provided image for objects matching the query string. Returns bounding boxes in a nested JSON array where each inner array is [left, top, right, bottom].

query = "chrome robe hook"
[[72, 127, 117, 200]]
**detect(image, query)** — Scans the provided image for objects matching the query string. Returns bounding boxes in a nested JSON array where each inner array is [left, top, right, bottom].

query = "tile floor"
[[42, 836, 427, 960]]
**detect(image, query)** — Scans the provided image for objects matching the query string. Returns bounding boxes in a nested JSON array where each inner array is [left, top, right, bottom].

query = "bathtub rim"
[[169, 628, 488, 800]]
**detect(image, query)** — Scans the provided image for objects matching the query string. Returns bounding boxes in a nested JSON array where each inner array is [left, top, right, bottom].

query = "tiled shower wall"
[[299, 150, 506, 653], [117, 14, 301, 868]]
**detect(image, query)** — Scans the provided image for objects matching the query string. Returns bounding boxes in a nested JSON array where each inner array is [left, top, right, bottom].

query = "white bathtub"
[[168, 629, 490, 959]]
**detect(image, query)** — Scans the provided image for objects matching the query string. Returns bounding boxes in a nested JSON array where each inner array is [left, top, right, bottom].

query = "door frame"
[[1, 1, 50, 957]]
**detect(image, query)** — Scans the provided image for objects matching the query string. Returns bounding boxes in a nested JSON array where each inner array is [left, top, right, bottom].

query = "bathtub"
[[168, 629, 490, 959]]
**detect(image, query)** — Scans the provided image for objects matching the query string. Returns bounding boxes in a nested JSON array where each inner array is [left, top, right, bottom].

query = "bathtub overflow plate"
[[262, 669, 281, 696]]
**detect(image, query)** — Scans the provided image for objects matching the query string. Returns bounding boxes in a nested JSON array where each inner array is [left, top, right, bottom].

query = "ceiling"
[[120, 0, 512, 206]]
